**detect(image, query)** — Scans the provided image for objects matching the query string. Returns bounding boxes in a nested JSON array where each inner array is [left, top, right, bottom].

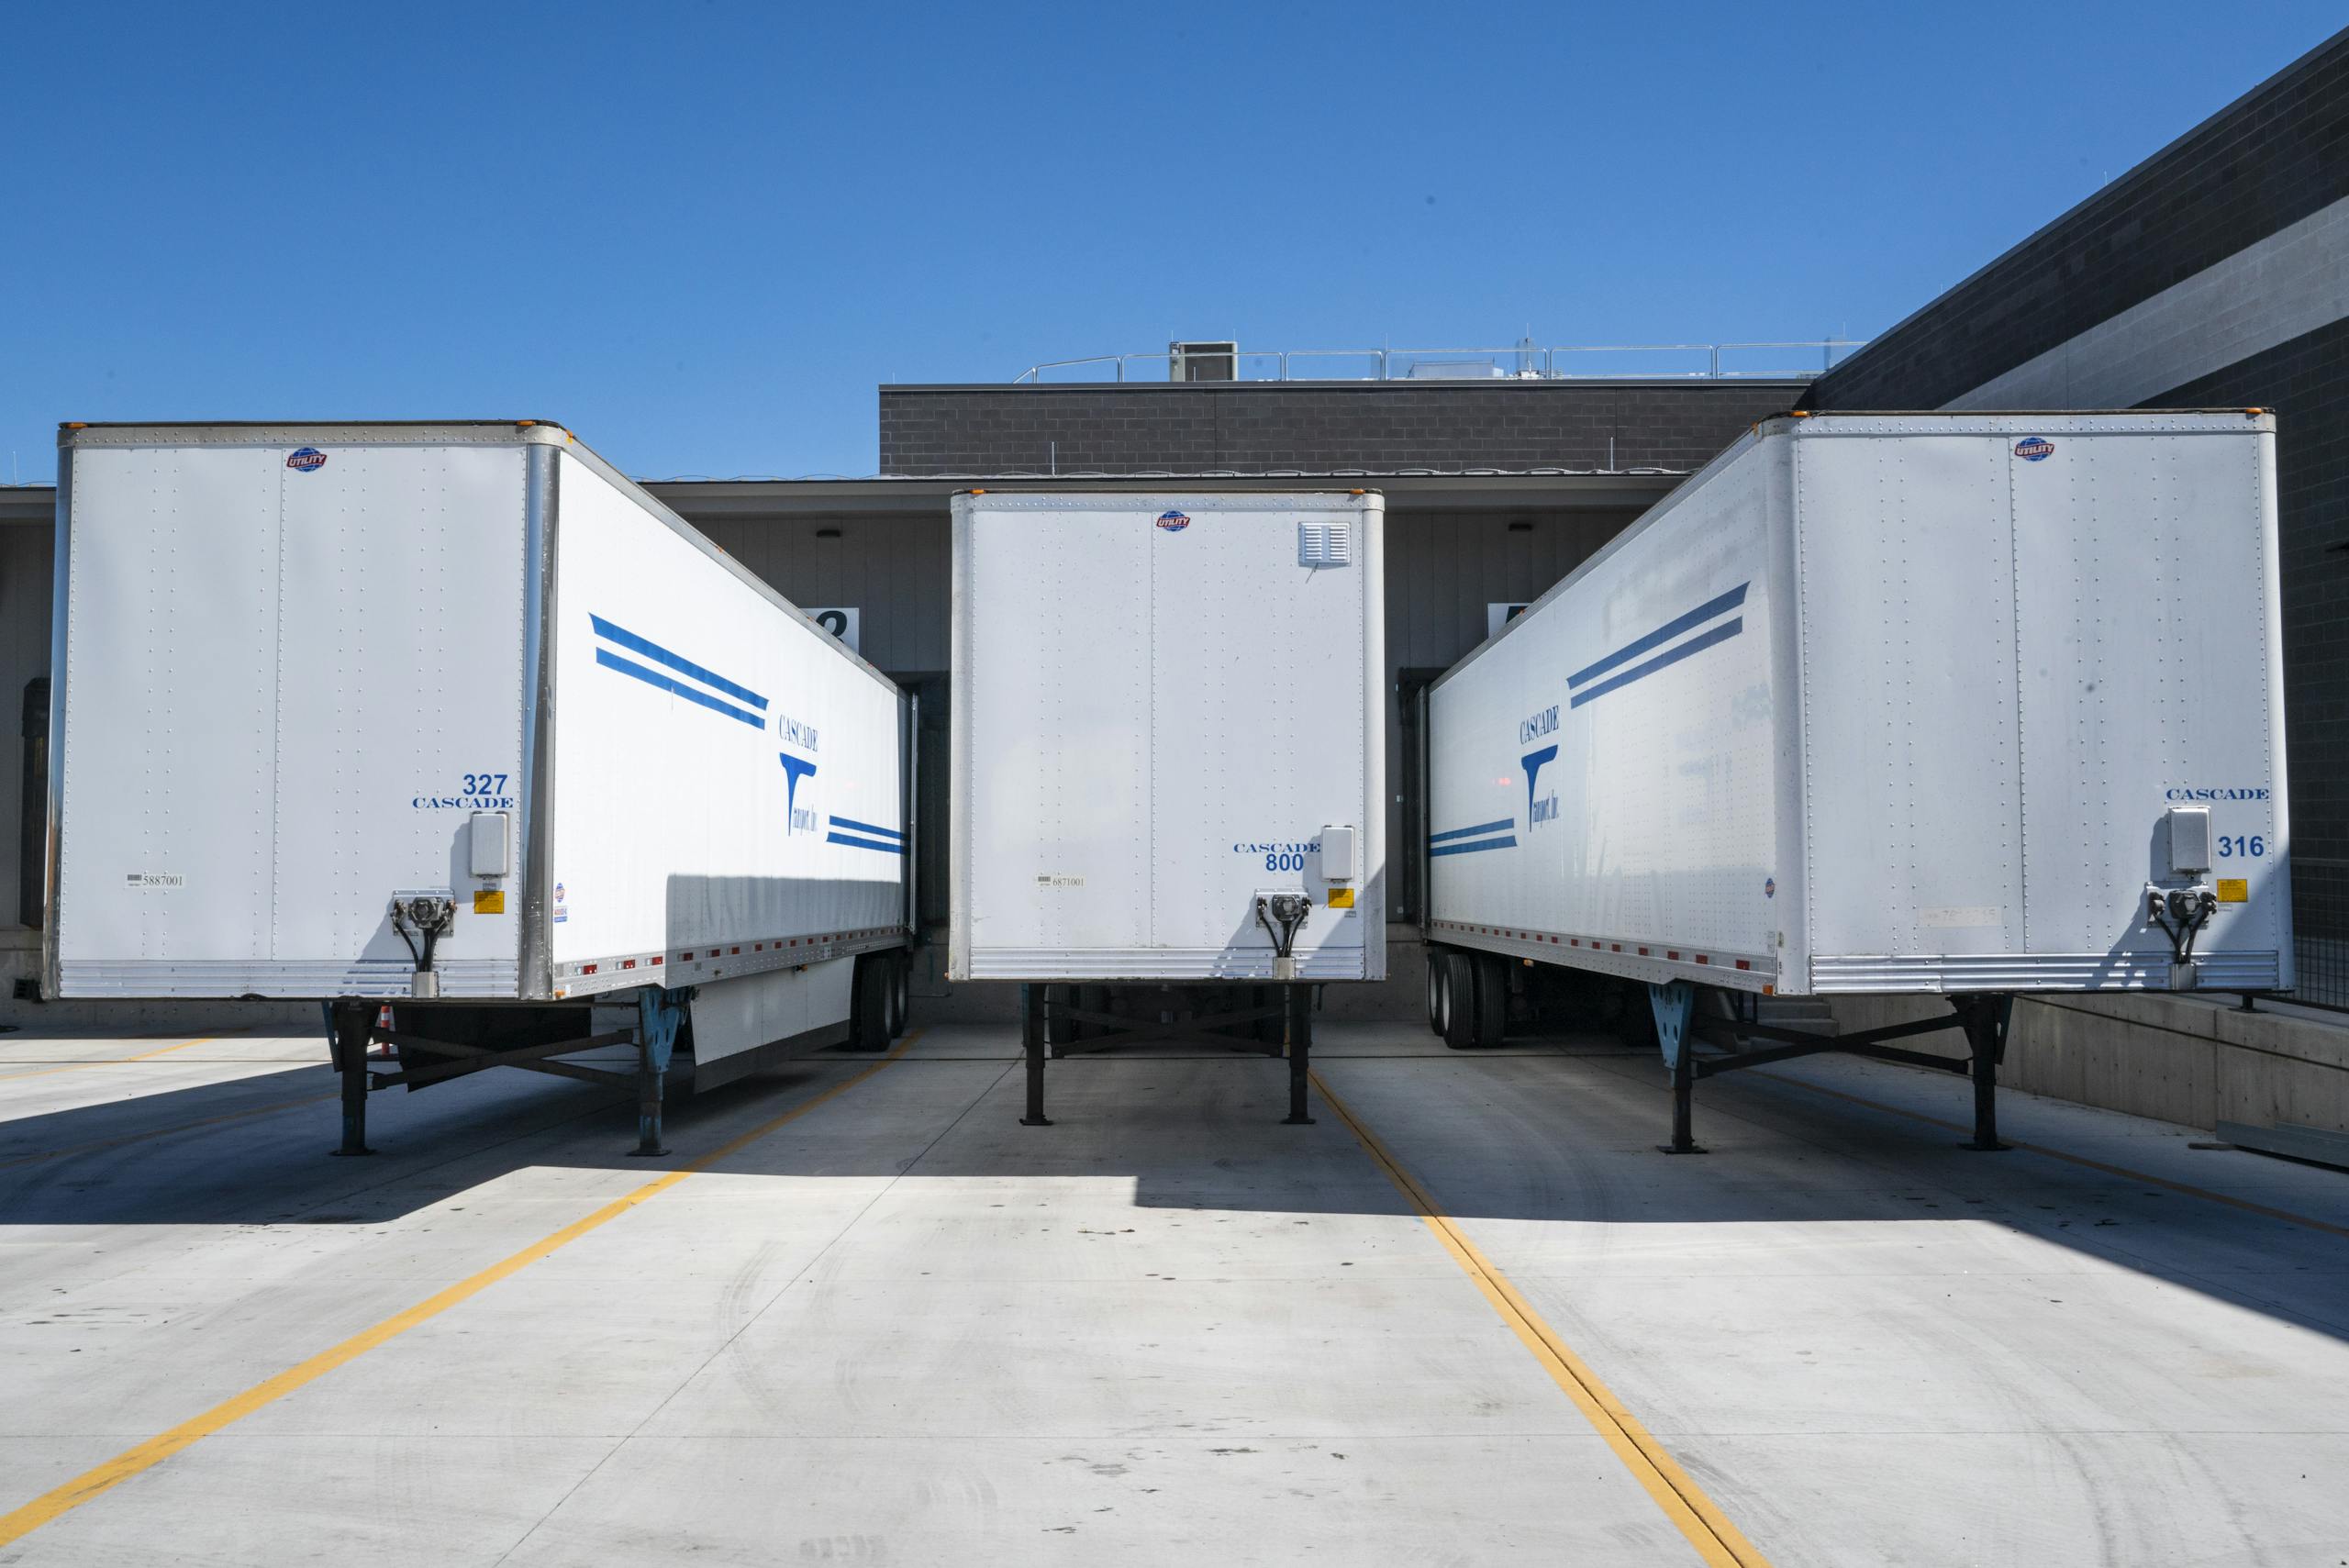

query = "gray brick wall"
[[878, 382, 1808, 477], [1809, 28, 2349, 413]]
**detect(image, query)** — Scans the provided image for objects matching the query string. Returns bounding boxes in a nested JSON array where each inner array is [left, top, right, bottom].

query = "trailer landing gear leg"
[[631, 985, 688, 1157], [1020, 983, 1052, 1127], [1283, 983, 1315, 1125], [1956, 995, 2012, 1151], [326, 1000, 374, 1157], [1650, 980, 1705, 1154]]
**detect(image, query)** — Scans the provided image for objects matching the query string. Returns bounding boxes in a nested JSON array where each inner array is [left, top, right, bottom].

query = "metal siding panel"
[[1799, 429, 2023, 961], [59, 444, 283, 964], [270, 443, 530, 967], [2010, 426, 2289, 960]]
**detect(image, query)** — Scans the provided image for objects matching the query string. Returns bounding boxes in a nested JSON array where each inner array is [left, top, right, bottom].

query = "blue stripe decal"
[[1568, 583, 1749, 690], [827, 831, 907, 854], [1569, 618, 1742, 710], [595, 649, 767, 728], [1431, 817, 1514, 844], [590, 615, 769, 711], [1431, 836, 1517, 857], [829, 815, 903, 840]]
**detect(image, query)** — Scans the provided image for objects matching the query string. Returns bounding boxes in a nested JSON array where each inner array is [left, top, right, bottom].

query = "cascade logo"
[[2014, 437, 2054, 462], [1155, 510, 1190, 532], [1522, 743, 1560, 828], [780, 751, 819, 834], [2166, 786, 2269, 801], [286, 447, 328, 472], [1518, 704, 1559, 745]]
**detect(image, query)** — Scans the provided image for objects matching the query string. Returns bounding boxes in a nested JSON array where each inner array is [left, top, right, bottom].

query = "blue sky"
[[1, 4, 2339, 482]]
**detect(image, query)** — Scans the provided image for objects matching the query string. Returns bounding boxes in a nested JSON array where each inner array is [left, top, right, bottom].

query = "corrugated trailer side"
[[1423, 410, 2288, 1151]]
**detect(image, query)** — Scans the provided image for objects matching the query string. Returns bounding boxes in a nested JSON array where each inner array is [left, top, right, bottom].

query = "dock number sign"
[[807, 607, 861, 653]]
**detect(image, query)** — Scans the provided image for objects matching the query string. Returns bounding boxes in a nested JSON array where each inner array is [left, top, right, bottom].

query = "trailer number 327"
[[2218, 835, 2266, 858], [462, 773, 510, 795]]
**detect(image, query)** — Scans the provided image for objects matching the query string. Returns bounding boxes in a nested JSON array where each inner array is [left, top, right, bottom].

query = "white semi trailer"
[[949, 489, 1386, 1124], [1421, 411, 2289, 1150], [44, 421, 915, 1153]]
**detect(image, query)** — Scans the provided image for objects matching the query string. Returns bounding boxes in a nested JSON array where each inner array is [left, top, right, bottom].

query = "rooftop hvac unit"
[[1170, 340, 1238, 381]]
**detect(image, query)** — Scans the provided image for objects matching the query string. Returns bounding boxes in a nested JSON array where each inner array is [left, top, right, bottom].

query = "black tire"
[[890, 951, 912, 1037], [1425, 952, 1445, 1035], [1441, 951, 1479, 1051], [1473, 953, 1509, 1050], [849, 955, 892, 1051]]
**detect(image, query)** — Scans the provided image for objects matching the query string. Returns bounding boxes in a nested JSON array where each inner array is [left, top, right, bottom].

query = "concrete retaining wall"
[[1827, 989, 2349, 1136]]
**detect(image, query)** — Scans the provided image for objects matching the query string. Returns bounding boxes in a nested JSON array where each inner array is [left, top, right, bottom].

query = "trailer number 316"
[[2218, 835, 2266, 858]]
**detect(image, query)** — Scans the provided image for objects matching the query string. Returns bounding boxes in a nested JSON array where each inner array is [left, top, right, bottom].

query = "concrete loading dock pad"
[[2, 1023, 2345, 1564]]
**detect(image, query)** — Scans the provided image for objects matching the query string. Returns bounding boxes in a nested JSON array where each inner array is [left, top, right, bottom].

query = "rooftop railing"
[[1011, 340, 1869, 384]]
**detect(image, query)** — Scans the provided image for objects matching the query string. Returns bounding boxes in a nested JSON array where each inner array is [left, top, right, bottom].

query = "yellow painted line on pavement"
[[1315, 1069, 1773, 1568], [0, 1031, 919, 1549], [0, 1036, 221, 1083]]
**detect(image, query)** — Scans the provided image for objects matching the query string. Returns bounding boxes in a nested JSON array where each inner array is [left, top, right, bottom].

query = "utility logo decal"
[[2014, 437, 2054, 462], [286, 447, 328, 472], [552, 881, 568, 924], [1155, 510, 1190, 532], [1765, 877, 1776, 899]]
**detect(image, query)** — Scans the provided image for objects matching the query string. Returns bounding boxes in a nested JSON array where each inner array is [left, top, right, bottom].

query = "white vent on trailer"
[[1298, 521, 1351, 568]]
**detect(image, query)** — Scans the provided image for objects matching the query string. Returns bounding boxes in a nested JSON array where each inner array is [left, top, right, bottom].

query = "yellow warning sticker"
[[473, 889, 507, 915], [1327, 887, 1355, 908], [2216, 878, 2248, 904]]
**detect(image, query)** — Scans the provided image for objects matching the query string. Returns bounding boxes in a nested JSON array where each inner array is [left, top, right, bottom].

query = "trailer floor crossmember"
[[1653, 984, 2013, 1154]]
